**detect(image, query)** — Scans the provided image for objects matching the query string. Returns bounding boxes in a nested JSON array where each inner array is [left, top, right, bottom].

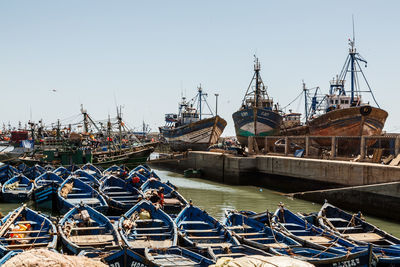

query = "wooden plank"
[[267, 243, 288, 248], [0, 205, 26, 237], [189, 236, 224, 240], [297, 235, 332, 244], [2, 235, 50, 241], [226, 225, 251, 230], [184, 229, 218, 233], [4, 242, 48, 248], [69, 234, 115, 244], [131, 233, 170, 236], [6, 230, 46, 234], [71, 226, 106, 231], [235, 232, 262, 236], [343, 233, 383, 242], [389, 154, 400, 166]]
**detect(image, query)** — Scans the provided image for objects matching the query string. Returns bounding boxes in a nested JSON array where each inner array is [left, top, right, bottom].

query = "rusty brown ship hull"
[[308, 106, 388, 147]]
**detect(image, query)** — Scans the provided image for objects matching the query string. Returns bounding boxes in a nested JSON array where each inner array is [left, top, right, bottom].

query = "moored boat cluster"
[[0, 163, 399, 266]]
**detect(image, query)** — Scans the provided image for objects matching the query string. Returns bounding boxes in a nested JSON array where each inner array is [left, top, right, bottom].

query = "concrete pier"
[[150, 151, 400, 220]]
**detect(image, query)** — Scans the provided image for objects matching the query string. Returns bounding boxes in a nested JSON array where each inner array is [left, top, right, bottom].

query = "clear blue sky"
[[1, 1, 400, 135]]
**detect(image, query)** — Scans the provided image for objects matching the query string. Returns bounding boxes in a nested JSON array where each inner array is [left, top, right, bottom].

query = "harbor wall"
[[149, 151, 400, 220], [150, 151, 400, 187]]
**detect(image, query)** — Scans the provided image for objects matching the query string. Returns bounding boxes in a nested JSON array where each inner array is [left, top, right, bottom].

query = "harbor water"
[[154, 168, 400, 237], [0, 167, 398, 238]]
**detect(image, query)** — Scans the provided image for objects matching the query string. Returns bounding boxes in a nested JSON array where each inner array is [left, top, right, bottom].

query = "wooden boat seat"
[[128, 239, 173, 248], [226, 225, 251, 230], [235, 232, 263, 236], [2, 235, 50, 241], [216, 253, 246, 258], [71, 226, 107, 231], [68, 198, 101, 205], [105, 186, 124, 190], [327, 217, 349, 223], [196, 242, 231, 248], [69, 234, 115, 245], [343, 233, 383, 242], [180, 221, 209, 226], [281, 223, 302, 228], [266, 242, 289, 248], [135, 227, 170, 231], [6, 230, 49, 234], [184, 229, 218, 233], [297, 235, 332, 245], [289, 229, 310, 234], [106, 192, 133, 196], [111, 195, 138, 199], [4, 242, 48, 248], [13, 221, 38, 225], [164, 198, 182, 205], [67, 193, 92, 197], [247, 237, 274, 241], [189, 236, 225, 240], [131, 233, 171, 236], [136, 219, 164, 223], [336, 226, 363, 231]]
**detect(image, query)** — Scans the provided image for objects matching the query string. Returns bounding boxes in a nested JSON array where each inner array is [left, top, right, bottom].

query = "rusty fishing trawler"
[[159, 86, 227, 152], [307, 36, 388, 146]]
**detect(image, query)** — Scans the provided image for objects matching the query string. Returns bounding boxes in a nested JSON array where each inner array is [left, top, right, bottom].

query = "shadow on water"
[[155, 168, 400, 237]]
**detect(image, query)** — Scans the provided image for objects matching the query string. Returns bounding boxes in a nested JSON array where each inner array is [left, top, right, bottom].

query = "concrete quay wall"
[[151, 151, 400, 187]]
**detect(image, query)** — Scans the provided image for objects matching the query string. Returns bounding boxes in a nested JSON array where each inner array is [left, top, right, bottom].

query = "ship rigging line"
[[281, 90, 303, 111]]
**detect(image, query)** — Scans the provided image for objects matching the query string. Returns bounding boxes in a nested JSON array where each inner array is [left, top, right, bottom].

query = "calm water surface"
[[154, 168, 400, 237], [0, 167, 398, 238]]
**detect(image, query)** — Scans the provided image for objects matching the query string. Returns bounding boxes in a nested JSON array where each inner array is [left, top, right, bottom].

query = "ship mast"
[[254, 57, 261, 108]]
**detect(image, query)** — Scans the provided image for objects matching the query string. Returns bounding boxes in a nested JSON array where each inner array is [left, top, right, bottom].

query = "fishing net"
[[210, 255, 314, 267], [60, 182, 73, 198], [3, 248, 107, 267]]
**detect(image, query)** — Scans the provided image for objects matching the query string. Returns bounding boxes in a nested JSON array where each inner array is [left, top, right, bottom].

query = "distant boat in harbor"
[[232, 57, 282, 148], [159, 86, 227, 152]]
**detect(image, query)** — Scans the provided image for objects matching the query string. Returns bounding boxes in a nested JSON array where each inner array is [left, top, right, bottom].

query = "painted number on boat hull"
[[332, 258, 360, 267], [110, 262, 146, 267]]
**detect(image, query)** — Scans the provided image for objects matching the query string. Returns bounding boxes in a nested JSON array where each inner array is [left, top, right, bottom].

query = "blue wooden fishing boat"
[[2, 175, 33, 203], [71, 169, 100, 188], [58, 204, 122, 254], [79, 247, 153, 266], [175, 204, 240, 249], [0, 164, 19, 184], [145, 246, 214, 266], [119, 200, 177, 250], [104, 165, 129, 179], [22, 164, 46, 180], [53, 166, 71, 179], [0, 204, 57, 254], [99, 176, 143, 213], [224, 210, 300, 250], [34, 171, 63, 188], [81, 163, 103, 180], [318, 202, 400, 265], [131, 164, 152, 176], [141, 179, 187, 217], [273, 205, 374, 267], [225, 210, 374, 267], [33, 172, 64, 204], [58, 177, 108, 214], [66, 164, 80, 173], [0, 251, 20, 265], [43, 164, 55, 171]]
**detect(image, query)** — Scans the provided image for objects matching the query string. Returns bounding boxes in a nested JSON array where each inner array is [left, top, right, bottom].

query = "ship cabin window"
[[335, 100, 338, 104], [330, 100, 334, 104], [345, 100, 349, 104]]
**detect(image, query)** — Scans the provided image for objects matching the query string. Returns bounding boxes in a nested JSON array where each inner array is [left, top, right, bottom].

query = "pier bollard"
[[360, 136, 366, 159]]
